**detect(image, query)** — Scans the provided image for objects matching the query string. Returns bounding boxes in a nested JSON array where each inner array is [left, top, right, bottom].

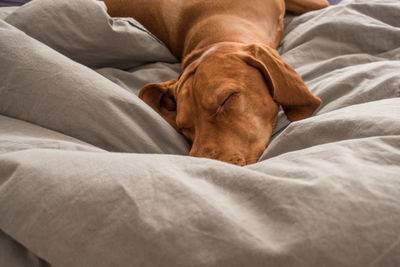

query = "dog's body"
[[104, 0, 329, 165]]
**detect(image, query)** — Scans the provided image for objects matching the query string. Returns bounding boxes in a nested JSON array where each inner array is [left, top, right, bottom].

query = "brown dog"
[[103, 0, 329, 165]]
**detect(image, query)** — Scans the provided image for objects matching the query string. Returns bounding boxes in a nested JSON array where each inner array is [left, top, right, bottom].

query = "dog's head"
[[139, 43, 321, 166]]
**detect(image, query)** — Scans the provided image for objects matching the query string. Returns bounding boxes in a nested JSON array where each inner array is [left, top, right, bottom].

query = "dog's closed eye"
[[216, 92, 239, 114], [220, 92, 237, 106]]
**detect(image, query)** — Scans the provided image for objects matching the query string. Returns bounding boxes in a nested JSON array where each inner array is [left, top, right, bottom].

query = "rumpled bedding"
[[0, 0, 399, 266]]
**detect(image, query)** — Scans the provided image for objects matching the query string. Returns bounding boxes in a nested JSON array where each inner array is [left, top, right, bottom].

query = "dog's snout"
[[228, 156, 247, 166], [190, 146, 246, 166], [189, 146, 221, 159]]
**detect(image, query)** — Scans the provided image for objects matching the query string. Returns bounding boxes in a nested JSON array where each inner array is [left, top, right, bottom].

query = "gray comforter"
[[0, 0, 399, 266]]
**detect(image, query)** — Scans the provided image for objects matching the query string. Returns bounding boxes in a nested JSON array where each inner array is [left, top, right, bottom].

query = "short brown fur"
[[103, 0, 328, 165]]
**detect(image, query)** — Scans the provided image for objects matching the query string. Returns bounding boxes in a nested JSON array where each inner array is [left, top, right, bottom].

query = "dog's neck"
[[103, 0, 285, 63], [175, 14, 284, 63]]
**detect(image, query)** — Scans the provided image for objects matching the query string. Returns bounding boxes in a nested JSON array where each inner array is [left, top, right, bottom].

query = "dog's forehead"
[[175, 45, 264, 106], [193, 55, 250, 90], [200, 53, 240, 71], [177, 45, 244, 90]]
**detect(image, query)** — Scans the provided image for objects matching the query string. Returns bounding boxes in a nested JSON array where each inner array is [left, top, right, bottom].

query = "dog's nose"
[[189, 146, 221, 160], [190, 147, 247, 166], [226, 156, 247, 166]]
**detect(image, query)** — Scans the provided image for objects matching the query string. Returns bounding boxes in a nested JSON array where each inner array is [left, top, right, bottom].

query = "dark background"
[[0, 0, 27, 7]]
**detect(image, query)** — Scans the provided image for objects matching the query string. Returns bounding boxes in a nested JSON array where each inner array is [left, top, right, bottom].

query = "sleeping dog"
[[103, 0, 329, 165]]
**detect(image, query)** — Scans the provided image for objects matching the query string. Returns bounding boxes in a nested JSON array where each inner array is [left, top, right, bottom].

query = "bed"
[[0, 0, 399, 266]]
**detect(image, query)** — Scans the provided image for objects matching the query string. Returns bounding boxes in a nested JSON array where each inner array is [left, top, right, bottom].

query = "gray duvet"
[[0, 0, 399, 266]]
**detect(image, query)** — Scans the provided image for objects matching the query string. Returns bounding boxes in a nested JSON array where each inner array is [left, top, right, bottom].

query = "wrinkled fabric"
[[0, 0, 400, 266]]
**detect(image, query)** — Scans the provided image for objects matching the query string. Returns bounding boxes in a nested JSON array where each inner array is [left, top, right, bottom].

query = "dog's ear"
[[139, 79, 178, 129], [239, 44, 321, 121]]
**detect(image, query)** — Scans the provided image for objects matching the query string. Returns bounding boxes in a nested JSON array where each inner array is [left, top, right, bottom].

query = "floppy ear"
[[139, 79, 178, 129], [239, 44, 321, 121]]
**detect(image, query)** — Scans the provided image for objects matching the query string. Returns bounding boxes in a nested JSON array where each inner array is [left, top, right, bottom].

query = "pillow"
[[5, 0, 177, 68]]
